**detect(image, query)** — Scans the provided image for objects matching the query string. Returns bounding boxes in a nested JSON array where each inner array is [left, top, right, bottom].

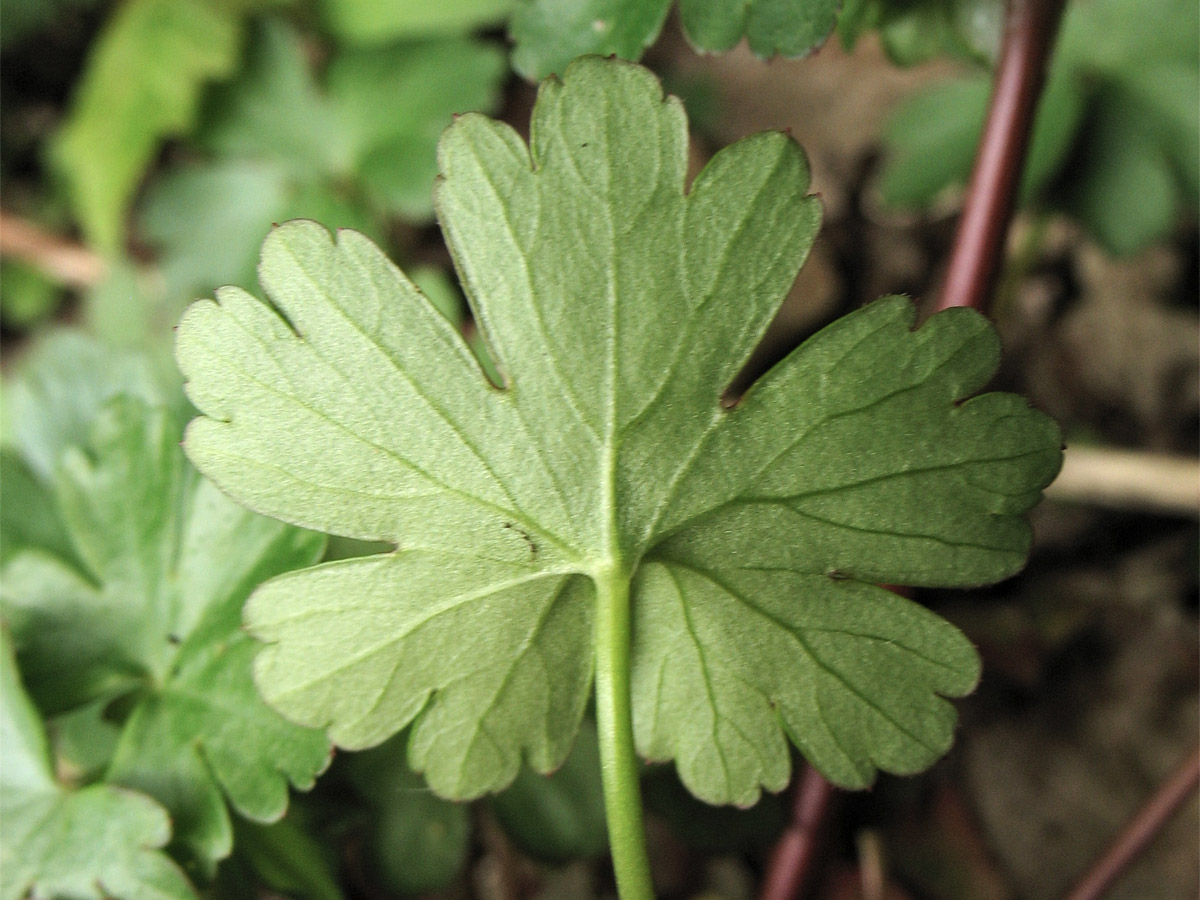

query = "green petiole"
[[593, 562, 655, 900]]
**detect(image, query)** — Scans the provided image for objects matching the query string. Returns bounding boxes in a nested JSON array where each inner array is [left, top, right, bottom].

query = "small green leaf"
[[200, 20, 345, 177], [510, 0, 673, 79], [0, 261, 62, 328], [0, 451, 75, 567], [141, 159, 378, 304], [142, 19, 506, 303], [326, 38, 508, 218], [1062, 99, 1178, 255], [176, 57, 1060, 807], [868, 0, 1000, 66], [141, 160, 294, 303], [511, 0, 839, 79], [1, 398, 330, 872], [879, 76, 988, 208], [679, 0, 840, 57], [2, 330, 166, 481], [1120, 61, 1199, 203], [0, 631, 198, 900], [51, 0, 242, 251]]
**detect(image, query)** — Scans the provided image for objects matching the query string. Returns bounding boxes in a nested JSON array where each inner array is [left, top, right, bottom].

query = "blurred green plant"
[[1, 388, 330, 882], [139, 18, 505, 304], [50, 0, 250, 253], [880, 0, 1198, 254], [510, 0, 842, 79]]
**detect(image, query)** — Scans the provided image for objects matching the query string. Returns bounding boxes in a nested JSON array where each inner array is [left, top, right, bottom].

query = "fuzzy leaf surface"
[[0, 632, 197, 900], [0, 398, 330, 871], [176, 57, 1061, 805]]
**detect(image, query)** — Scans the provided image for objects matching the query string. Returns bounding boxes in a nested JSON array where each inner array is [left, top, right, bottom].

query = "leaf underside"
[[176, 57, 1062, 805]]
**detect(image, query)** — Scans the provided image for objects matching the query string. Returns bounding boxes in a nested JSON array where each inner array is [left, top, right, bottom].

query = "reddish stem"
[[757, 766, 837, 900], [933, 0, 1068, 314], [0, 208, 106, 287], [760, 3, 1071, 896], [1061, 745, 1200, 900]]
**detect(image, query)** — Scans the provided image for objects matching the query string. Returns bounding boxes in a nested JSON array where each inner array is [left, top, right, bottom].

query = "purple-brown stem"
[[1062, 745, 1200, 900], [760, 2, 1070, 896], [933, 0, 1068, 314], [757, 765, 838, 900]]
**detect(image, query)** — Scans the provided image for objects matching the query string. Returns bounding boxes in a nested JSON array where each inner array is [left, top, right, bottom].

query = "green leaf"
[[326, 38, 508, 218], [200, 18, 506, 205], [51, 0, 242, 251], [679, 0, 840, 57], [318, 0, 514, 42], [48, 699, 123, 783], [0, 631, 198, 900], [1118, 61, 1199, 204], [879, 70, 1087, 210], [344, 734, 470, 894], [1, 398, 330, 872], [200, 20, 344, 177], [512, 0, 839, 79], [879, 76, 988, 208], [2, 329, 166, 481], [0, 261, 62, 328], [141, 159, 377, 305], [176, 58, 1060, 805], [0, 451, 75, 567], [510, 0, 673, 80], [143, 20, 506, 301], [1062, 98, 1179, 256]]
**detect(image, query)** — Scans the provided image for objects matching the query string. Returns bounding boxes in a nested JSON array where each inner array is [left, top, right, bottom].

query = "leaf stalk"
[[593, 563, 655, 900]]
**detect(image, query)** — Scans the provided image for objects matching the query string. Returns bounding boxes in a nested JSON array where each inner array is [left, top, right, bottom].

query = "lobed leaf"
[[1, 397, 330, 872], [511, 0, 839, 80], [0, 632, 197, 900], [177, 57, 1061, 805]]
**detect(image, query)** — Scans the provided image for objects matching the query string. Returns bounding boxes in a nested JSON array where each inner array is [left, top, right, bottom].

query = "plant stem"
[[757, 765, 837, 900], [594, 564, 655, 900], [0, 208, 107, 287], [934, 0, 1068, 314], [1061, 745, 1200, 900]]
